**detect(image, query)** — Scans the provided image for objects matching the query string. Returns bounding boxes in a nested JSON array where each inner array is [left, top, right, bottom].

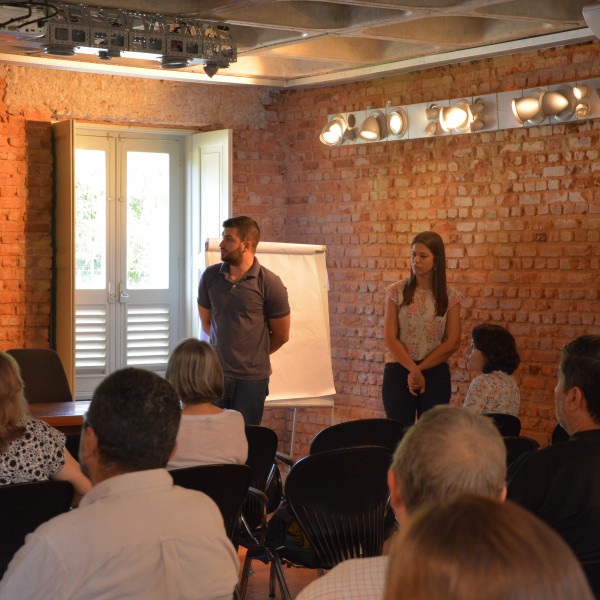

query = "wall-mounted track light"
[[358, 111, 386, 141], [388, 109, 408, 137], [428, 98, 485, 134], [319, 78, 600, 147], [319, 114, 357, 146], [512, 84, 590, 125]]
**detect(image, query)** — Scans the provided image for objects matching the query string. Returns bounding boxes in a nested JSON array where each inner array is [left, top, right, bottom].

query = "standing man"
[[198, 216, 290, 425]]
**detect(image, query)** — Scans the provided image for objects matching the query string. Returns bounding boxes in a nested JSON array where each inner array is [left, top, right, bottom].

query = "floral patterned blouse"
[[385, 279, 462, 362], [0, 419, 66, 485], [463, 371, 521, 416]]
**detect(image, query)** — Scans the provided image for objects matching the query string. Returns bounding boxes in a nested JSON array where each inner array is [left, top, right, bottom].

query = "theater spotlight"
[[387, 108, 408, 137], [358, 111, 386, 141], [319, 114, 356, 146], [512, 90, 545, 125], [540, 84, 590, 122]]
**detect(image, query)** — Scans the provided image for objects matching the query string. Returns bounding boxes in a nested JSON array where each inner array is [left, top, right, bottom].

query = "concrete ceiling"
[[0, 0, 598, 88]]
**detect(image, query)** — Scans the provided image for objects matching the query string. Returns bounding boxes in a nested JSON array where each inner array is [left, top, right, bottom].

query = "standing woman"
[[382, 231, 461, 425]]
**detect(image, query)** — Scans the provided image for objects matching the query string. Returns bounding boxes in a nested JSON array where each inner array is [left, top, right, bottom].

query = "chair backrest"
[[503, 436, 540, 466], [7, 348, 72, 404], [581, 560, 600, 599], [0, 480, 73, 576], [483, 412, 521, 437], [243, 425, 280, 529], [309, 418, 406, 455], [285, 446, 392, 570], [170, 464, 251, 540]]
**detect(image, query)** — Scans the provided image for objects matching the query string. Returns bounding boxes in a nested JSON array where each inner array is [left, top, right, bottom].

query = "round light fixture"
[[387, 109, 408, 137], [319, 116, 346, 146]]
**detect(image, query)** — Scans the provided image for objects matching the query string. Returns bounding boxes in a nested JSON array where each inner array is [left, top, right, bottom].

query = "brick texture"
[[1, 41, 599, 459]]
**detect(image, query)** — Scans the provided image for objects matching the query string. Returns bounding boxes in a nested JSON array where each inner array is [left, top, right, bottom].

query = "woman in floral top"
[[383, 231, 461, 426], [463, 323, 521, 416], [0, 351, 91, 505]]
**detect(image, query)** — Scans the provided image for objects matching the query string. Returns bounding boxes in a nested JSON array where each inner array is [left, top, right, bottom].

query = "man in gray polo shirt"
[[198, 216, 290, 425]]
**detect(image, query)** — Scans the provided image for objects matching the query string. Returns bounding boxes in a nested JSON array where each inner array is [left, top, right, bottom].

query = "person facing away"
[[0, 367, 239, 600], [382, 231, 461, 426], [384, 495, 594, 600], [508, 334, 600, 563], [0, 351, 91, 506], [197, 215, 291, 425], [295, 406, 506, 600], [463, 323, 521, 416], [165, 338, 248, 469]]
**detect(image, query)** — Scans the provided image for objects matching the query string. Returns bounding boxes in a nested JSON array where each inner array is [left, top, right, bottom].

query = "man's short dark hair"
[[561, 335, 600, 423], [87, 368, 181, 472], [223, 216, 260, 249]]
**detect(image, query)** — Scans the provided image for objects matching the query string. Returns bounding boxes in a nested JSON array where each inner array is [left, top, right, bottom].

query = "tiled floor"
[[239, 548, 318, 599]]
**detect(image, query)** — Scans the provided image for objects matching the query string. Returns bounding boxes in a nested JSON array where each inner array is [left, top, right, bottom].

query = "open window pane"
[[126, 151, 170, 290]]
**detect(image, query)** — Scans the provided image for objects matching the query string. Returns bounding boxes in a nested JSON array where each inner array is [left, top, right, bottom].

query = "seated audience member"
[[0, 368, 239, 600], [463, 323, 521, 416], [166, 338, 248, 469], [295, 406, 507, 600], [508, 334, 600, 563], [384, 495, 594, 600], [0, 351, 91, 506]]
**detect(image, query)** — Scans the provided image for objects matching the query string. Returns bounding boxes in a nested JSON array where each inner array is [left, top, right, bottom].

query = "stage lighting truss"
[[0, 2, 237, 74]]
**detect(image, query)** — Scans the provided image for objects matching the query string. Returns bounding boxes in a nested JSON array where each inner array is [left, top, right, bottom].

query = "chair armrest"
[[275, 452, 295, 468]]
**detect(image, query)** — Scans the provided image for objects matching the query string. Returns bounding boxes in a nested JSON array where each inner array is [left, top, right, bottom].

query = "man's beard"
[[221, 247, 243, 266]]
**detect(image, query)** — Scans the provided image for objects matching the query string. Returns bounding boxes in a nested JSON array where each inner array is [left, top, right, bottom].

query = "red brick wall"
[[267, 42, 600, 456], [1, 42, 599, 459]]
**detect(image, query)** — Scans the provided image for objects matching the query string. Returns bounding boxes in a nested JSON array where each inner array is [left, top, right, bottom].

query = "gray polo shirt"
[[197, 258, 290, 380]]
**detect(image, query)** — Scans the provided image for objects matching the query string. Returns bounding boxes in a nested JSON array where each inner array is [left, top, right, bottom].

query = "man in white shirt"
[[296, 406, 508, 600], [0, 368, 239, 600]]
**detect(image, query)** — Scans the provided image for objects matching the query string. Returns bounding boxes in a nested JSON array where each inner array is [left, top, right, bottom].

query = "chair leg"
[[267, 551, 292, 600], [238, 554, 253, 600], [269, 562, 276, 598]]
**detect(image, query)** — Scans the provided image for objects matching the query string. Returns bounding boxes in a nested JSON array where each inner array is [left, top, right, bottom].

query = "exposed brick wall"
[[1, 42, 599, 459], [275, 41, 600, 456]]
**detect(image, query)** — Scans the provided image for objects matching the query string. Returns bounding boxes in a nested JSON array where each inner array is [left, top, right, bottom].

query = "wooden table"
[[28, 401, 90, 436]]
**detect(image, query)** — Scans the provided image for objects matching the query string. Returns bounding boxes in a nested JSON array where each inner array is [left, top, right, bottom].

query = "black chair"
[[483, 412, 521, 437], [238, 425, 283, 599], [0, 480, 74, 576], [270, 446, 392, 600], [581, 560, 600, 600], [7, 348, 72, 404], [503, 436, 540, 466], [170, 464, 251, 541], [309, 418, 406, 456]]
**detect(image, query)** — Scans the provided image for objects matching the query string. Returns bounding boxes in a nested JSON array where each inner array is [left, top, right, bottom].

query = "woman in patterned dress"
[[382, 231, 461, 426], [463, 323, 521, 416], [0, 351, 91, 505]]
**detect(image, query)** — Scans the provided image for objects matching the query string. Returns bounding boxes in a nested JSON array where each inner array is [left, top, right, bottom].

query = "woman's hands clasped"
[[408, 368, 425, 396]]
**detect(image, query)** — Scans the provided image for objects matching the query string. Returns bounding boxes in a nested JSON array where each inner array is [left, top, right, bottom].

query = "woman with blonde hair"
[[166, 338, 247, 468], [385, 494, 593, 600], [0, 351, 91, 506]]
